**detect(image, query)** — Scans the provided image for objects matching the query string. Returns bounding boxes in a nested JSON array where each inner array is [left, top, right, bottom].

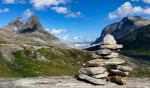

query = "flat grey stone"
[[78, 74, 106, 85], [92, 71, 109, 79], [86, 58, 125, 66], [79, 67, 106, 75], [96, 49, 111, 55], [110, 69, 129, 76], [117, 65, 133, 72]]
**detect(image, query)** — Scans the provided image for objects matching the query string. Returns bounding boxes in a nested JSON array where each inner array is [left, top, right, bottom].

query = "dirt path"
[[0, 77, 149, 88]]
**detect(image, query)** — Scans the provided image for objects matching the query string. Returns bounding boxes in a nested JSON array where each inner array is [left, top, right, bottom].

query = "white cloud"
[[65, 11, 82, 18], [0, 8, 10, 13], [132, 0, 150, 4], [49, 28, 67, 35], [2, 0, 15, 4], [108, 2, 150, 19], [51, 6, 82, 18], [2, 0, 26, 4], [30, 0, 67, 9], [23, 9, 34, 17], [143, 0, 150, 3], [51, 6, 68, 14]]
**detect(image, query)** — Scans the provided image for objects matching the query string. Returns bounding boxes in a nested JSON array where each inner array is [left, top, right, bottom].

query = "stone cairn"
[[78, 34, 132, 85]]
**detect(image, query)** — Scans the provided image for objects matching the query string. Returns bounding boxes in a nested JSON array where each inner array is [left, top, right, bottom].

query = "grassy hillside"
[[0, 46, 93, 77]]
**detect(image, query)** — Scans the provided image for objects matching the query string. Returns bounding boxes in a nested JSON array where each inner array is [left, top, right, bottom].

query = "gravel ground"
[[0, 77, 149, 88]]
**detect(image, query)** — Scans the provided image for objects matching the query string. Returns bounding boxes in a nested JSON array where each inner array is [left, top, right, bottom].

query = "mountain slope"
[[0, 16, 95, 77], [92, 16, 150, 45]]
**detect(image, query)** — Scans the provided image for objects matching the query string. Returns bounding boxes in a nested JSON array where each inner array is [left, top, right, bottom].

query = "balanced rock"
[[107, 76, 128, 85], [78, 74, 106, 85], [91, 53, 101, 58], [79, 67, 106, 75], [103, 53, 119, 59], [110, 69, 129, 76], [100, 44, 123, 49], [117, 65, 133, 72], [102, 34, 117, 45], [86, 58, 125, 66], [96, 49, 111, 55], [92, 71, 108, 79]]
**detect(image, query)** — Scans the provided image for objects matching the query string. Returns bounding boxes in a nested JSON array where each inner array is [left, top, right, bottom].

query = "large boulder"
[[79, 67, 106, 75], [78, 74, 106, 85], [85, 58, 125, 66]]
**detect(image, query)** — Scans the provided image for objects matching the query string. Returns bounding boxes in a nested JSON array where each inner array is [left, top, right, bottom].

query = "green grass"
[[130, 70, 150, 77], [0, 46, 93, 77]]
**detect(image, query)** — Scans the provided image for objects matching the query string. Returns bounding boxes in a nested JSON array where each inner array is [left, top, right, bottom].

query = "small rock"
[[102, 34, 117, 45], [79, 67, 106, 75], [100, 44, 123, 49], [103, 53, 119, 59], [107, 76, 128, 85], [78, 74, 106, 85], [110, 69, 129, 76], [91, 53, 101, 58], [92, 71, 109, 79], [96, 49, 111, 55], [117, 65, 133, 72], [86, 58, 125, 66]]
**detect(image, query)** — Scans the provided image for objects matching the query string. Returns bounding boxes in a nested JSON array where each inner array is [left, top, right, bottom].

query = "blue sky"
[[0, 0, 150, 48]]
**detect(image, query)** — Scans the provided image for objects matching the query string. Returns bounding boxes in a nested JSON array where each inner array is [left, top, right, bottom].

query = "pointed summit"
[[28, 16, 42, 28]]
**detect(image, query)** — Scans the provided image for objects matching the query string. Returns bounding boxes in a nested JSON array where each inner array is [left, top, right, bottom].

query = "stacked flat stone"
[[78, 34, 132, 85]]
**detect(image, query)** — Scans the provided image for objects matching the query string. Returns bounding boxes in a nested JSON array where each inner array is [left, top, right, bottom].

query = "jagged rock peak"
[[122, 16, 145, 22], [27, 16, 42, 27]]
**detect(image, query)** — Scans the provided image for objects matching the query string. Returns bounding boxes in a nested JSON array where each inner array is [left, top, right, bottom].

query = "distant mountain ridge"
[[92, 16, 150, 45], [0, 16, 62, 46]]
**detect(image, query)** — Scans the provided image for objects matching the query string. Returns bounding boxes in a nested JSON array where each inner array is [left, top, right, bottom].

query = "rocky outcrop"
[[78, 34, 132, 85]]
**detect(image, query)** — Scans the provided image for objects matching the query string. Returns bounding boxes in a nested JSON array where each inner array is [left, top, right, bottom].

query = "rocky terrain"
[[0, 76, 149, 88], [0, 16, 94, 77]]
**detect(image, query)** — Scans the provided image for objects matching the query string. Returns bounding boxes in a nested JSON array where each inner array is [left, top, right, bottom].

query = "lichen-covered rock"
[[78, 74, 106, 85]]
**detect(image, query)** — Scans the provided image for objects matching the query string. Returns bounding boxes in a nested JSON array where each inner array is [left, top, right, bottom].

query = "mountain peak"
[[122, 16, 145, 22], [28, 16, 41, 27]]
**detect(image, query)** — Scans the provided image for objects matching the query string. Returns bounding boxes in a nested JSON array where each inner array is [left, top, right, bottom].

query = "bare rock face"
[[102, 34, 117, 45]]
